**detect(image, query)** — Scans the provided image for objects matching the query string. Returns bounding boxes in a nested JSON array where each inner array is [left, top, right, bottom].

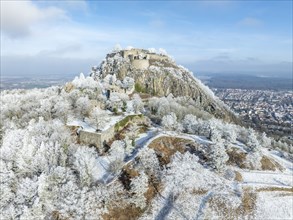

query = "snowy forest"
[[1, 47, 292, 219]]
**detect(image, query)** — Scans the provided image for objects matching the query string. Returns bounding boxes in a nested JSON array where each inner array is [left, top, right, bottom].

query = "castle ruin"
[[121, 48, 169, 69]]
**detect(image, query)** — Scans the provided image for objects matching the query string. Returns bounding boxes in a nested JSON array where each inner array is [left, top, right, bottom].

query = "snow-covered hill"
[[0, 48, 292, 219], [91, 48, 238, 123]]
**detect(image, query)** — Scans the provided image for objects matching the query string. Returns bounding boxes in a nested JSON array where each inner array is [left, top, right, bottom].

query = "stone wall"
[[101, 125, 115, 144], [79, 130, 102, 148], [122, 49, 148, 59], [78, 114, 144, 150], [148, 54, 168, 62], [120, 49, 169, 70], [131, 59, 149, 69], [78, 120, 116, 150]]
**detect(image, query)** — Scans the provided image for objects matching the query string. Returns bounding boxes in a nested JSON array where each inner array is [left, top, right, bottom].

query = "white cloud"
[[238, 17, 263, 27], [37, 0, 89, 13], [0, 0, 67, 38]]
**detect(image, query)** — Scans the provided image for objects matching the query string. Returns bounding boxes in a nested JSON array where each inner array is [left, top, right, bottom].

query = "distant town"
[[213, 88, 292, 141]]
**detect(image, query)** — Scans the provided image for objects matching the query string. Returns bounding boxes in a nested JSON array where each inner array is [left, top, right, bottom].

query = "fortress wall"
[[149, 54, 168, 61], [131, 59, 150, 69], [79, 131, 102, 148], [79, 124, 116, 149], [122, 49, 141, 58], [101, 126, 115, 143]]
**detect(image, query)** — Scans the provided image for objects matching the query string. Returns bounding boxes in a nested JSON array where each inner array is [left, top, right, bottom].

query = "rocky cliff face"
[[92, 48, 238, 123]]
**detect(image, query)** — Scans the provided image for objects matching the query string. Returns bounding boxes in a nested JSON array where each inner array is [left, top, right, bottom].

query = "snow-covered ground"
[[67, 115, 124, 133], [256, 191, 293, 220], [239, 148, 293, 188], [138, 130, 293, 219], [67, 120, 96, 132], [240, 170, 293, 187], [96, 128, 293, 219]]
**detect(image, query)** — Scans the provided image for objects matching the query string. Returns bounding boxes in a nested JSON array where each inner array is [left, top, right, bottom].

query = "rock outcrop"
[[92, 48, 238, 123]]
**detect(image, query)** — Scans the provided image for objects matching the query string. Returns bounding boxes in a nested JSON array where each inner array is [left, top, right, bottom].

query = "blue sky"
[[1, 0, 292, 77]]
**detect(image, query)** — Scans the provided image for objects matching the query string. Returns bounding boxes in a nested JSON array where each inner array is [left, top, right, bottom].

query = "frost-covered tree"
[[87, 107, 109, 130], [14, 177, 39, 208], [121, 77, 134, 92], [182, 114, 198, 133], [260, 132, 271, 148], [108, 140, 126, 174], [163, 152, 223, 194], [209, 143, 229, 172], [245, 151, 262, 170], [156, 97, 172, 117], [113, 44, 122, 52], [77, 186, 110, 219], [210, 126, 223, 143], [223, 124, 237, 144], [52, 97, 71, 123], [124, 136, 135, 156], [138, 147, 161, 179], [26, 118, 72, 147], [75, 96, 92, 119], [127, 123, 140, 146], [244, 129, 263, 169], [161, 112, 182, 132], [158, 48, 168, 56], [39, 99, 53, 121], [37, 166, 81, 218], [132, 94, 144, 113], [72, 73, 102, 89], [73, 147, 101, 187], [130, 172, 149, 209], [207, 119, 223, 141], [148, 48, 156, 53], [246, 128, 261, 152]]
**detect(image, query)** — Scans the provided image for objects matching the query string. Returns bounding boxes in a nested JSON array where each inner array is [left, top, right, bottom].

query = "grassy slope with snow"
[[127, 130, 293, 219]]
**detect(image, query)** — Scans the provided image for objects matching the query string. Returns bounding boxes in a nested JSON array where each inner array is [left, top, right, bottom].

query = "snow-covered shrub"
[[224, 168, 236, 181], [243, 130, 262, 169]]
